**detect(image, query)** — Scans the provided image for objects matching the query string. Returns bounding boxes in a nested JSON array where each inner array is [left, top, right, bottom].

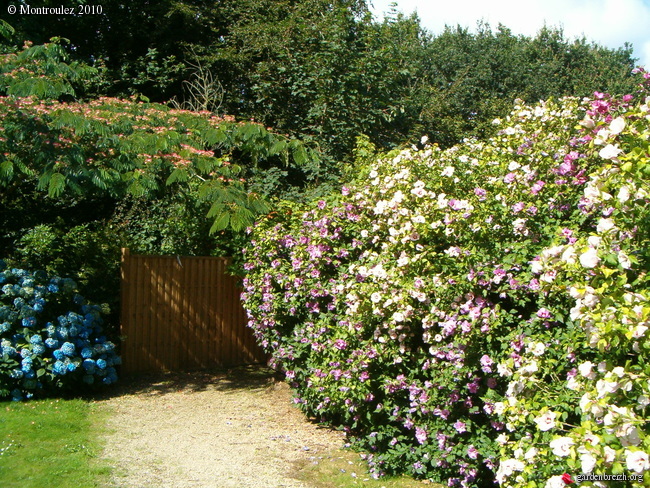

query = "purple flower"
[[528, 279, 540, 291], [415, 426, 427, 444], [467, 445, 479, 459], [511, 202, 525, 213], [453, 421, 467, 433], [531, 180, 545, 195], [536, 308, 552, 319], [480, 354, 493, 373]]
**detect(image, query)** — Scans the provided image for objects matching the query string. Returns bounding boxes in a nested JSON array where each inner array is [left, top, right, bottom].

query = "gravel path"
[[97, 367, 346, 488]]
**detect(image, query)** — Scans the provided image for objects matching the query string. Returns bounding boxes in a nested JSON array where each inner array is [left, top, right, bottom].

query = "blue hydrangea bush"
[[0, 261, 120, 400]]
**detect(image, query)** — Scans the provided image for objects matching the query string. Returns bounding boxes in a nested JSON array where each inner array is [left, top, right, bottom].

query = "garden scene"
[[0, 1, 649, 487]]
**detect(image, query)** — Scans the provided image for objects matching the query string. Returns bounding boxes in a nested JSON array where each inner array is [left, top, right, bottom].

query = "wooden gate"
[[120, 249, 266, 374]]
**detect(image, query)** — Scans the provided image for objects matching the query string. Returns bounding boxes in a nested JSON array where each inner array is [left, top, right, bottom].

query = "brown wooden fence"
[[120, 249, 266, 374]]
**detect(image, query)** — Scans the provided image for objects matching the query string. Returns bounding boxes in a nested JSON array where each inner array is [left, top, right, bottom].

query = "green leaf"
[[166, 168, 189, 185], [209, 211, 230, 233], [48, 172, 66, 197], [0, 160, 14, 180]]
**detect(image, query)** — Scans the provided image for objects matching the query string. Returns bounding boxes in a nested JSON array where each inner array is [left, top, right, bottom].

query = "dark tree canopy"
[[7, 0, 638, 163]]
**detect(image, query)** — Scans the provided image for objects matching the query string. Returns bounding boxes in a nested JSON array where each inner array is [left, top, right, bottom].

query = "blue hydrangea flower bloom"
[[61, 342, 75, 356], [82, 359, 96, 373], [32, 344, 45, 355], [81, 347, 93, 359], [21, 317, 36, 328], [21, 358, 33, 371], [96, 358, 107, 370], [44, 338, 58, 348], [53, 349, 65, 360], [52, 360, 67, 375], [1, 339, 16, 356]]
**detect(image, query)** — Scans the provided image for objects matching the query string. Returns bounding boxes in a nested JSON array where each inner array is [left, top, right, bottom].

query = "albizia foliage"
[[242, 71, 650, 487], [0, 95, 316, 232]]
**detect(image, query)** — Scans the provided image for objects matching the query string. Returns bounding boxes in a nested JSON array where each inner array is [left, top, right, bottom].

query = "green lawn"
[[0, 398, 111, 488]]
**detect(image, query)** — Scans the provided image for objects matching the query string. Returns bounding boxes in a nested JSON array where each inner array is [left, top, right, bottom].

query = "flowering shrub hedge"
[[242, 73, 650, 486], [0, 262, 120, 400]]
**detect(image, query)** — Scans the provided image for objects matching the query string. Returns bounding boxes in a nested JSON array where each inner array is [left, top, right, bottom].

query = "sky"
[[369, 0, 650, 69]]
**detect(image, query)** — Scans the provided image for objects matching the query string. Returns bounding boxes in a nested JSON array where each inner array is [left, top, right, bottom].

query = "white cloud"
[[370, 0, 650, 67]]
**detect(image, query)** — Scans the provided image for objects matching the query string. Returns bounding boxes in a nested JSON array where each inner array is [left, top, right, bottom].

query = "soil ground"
[[96, 366, 346, 488]]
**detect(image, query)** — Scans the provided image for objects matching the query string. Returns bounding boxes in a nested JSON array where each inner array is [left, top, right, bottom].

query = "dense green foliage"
[[7, 1, 638, 163], [0, 30, 321, 324], [241, 78, 650, 484]]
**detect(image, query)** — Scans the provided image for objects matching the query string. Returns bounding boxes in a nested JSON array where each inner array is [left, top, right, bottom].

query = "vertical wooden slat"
[[163, 259, 174, 370], [153, 256, 163, 370], [207, 258, 215, 367], [198, 258, 207, 369], [177, 255, 186, 368], [119, 248, 131, 374], [170, 257, 180, 370], [191, 257, 200, 369], [143, 258, 152, 371], [228, 263, 238, 365], [220, 259, 231, 366]]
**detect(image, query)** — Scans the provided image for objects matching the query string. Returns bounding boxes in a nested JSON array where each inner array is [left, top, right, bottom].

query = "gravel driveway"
[[97, 367, 345, 488]]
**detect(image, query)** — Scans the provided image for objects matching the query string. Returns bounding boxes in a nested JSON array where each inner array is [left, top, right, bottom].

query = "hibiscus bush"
[[242, 72, 650, 486], [0, 262, 120, 400]]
